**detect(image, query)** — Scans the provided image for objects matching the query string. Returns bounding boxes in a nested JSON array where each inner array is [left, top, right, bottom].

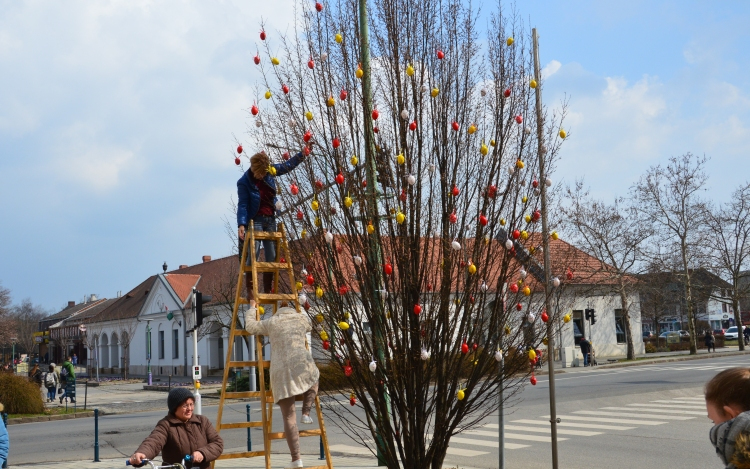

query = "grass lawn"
[[9, 406, 92, 419]]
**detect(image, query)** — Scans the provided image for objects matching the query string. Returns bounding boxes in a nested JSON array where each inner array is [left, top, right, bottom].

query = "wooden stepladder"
[[212, 221, 334, 469]]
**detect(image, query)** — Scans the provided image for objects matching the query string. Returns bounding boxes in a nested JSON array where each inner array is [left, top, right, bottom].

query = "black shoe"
[[59, 396, 63, 403]]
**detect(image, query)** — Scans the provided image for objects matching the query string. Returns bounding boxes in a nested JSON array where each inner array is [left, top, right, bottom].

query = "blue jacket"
[[237, 152, 305, 227], [0, 417, 9, 465]]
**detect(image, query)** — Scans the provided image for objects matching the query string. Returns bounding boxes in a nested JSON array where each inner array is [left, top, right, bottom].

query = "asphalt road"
[[6, 354, 750, 468]]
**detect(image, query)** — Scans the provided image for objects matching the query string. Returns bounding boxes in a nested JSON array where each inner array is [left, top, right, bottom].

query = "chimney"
[[202, 255, 211, 263], [179, 264, 188, 269], [68, 301, 75, 308], [90, 294, 98, 302]]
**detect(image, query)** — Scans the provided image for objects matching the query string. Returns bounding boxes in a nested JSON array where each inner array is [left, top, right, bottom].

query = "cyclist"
[[129, 388, 223, 468]]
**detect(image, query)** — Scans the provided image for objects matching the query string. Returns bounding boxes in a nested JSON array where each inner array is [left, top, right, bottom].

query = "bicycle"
[[125, 455, 195, 469]]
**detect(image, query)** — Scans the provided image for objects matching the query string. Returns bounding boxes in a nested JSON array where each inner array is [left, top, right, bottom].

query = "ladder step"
[[232, 330, 251, 336], [244, 261, 291, 272], [252, 231, 283, 240], [299, 466, 330, 469], [256, 293, 298, 301], [216, 451, 267, 460], [223, 391, 262, 399], [268, 429, 322, 440], [218, 421, 264, 430], [228, 360, 270, 368]]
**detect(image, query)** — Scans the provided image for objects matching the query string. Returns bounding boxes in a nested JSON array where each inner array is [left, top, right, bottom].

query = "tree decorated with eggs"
[[237, 1, 569, 468]]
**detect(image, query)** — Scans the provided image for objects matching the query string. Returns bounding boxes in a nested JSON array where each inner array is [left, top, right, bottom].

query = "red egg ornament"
[[372, 109, 379, 120], [409, 121, 417, 131], [237, 145, 243, 154], [399, 189, 407, 201], [335, 172, 344, 184], [303, 146, 311, 156], [253, 54, 260, 65], [332, 137, 340, 148], [516, 302, 523, 311], [414, 304, 422, 315], [344, 364, 352, 376], [373, 126, 379, 133], [530, 375, 537, 386], [350, 395, 356, 406], [532, 210, 541, 222], [472, 343, 478, 351], [541, 311, 549, 322], [510, 284, 519, 293], [303, 130, 312, 143], [479, 214, 488, 226], [251, 104, 259, 116], [512, 230, 520, 239], [436, 50, 444, 59], [322, 340, 330, 350], [461, 342, 469, 354], [315, 1, 323, 11], [384, 263, 393, 275], [308, 58, 315, 69], [532, 179, 539, 188], [296, 210, 304, 220], [449, 211, 457, 224], [307, 274, 315, 285], [515, 115, 523, 124], [339, 89, 348, 100], [566, 269, 574, 280], [282, 84, 289, 94], [503, 88, 511, 98], [290, 184, 299, 195], [315, 179, 324, 190], [487, 184, 497, 198], [259, 30, 266, 41], [338, 285, 348, 295], [452, 121, 459, 131], [282, 151, 290, 160], [451, 185, 459, 196], [234, 157, 241, 166]]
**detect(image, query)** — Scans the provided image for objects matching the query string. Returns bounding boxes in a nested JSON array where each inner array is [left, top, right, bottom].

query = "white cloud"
[[542, 60, 561, 80]]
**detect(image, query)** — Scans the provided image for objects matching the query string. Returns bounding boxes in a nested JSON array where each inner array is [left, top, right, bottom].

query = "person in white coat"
[[245, 305, 319, 469]]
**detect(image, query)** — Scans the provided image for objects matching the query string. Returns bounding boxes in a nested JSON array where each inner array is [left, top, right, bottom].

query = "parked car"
[[643, 331, 654, 338], [679, 330, 690, 337], [713, 329, 726, 336], [725, 326, 746, 340]]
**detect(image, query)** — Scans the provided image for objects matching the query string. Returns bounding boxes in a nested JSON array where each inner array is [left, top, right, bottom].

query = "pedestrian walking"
[[43, 364, 58, 402], [705, 368, 750, 468], [129, 387, 223, 469], [72, 354, 78, 365], [0, 403, 8, 468], [245, 305, 320, 469], [579, 337, 592, 367], [705, 330, 716, 353], [59, 356, 76, 404], [744, 326, 750, 346]]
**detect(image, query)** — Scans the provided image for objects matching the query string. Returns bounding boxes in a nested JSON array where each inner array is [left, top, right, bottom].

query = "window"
[[159, 331, 165, 359], [572, 310, 584, 346], [723, 303, 728, 313], [172, 329, 179, 359], [615, 309, 627, 344]]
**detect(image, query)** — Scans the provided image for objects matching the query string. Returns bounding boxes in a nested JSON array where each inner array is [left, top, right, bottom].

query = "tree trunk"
[[732, 276, 745, 351], [619, 283, 635, 360], [681, 241, 698, 354]]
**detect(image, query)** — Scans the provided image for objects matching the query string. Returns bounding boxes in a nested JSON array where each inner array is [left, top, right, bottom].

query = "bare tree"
[[11, 298, 49, 357], [239, 1, 569, 467], [632, 153, 708, 354], [704, 183, 750, 350], [0, 282, 16, 347], [561, 182, 648, 359]]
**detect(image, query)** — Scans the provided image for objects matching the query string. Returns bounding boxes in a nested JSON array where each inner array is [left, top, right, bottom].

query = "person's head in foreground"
[[167, 387, 195, 422], [705, 367, 750, 468]]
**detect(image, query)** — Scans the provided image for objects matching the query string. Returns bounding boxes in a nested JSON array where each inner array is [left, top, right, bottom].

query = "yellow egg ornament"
[[319, 330, 329, 340], [344, 196, 353, 208], [367, 222, 375, 234], [350, 155, 358, 165], [551, 231, 559, 240], [528, 349, 536, 361], [344, 312, 351, 319], [522, 286, 531, 296], [530, 79, 537, 89], [468, 124, 477, 135], [457, 389, 465, 401], [268, 165, 277, 176], [468, 264, 477, 274], [316, 286, 324, 298], [543, 337, 549, 345], [480, 143, 489, 156], [314, 217, 321, 227], [271, 57, 280, 65], [356, 66, 364, 79], [305, 111, 313, 121], [563, 313, 571, 323], [301, 229, 307, 239], [431, 87, 439, 98], [521, 230, 529, 240], [516, 159, 525, 169], [522, 196, 528, 204], [506, 37, 514, 46], [500, 218, 506, 226], [259, 306, 265, 314], [338, 321, 349, 330], [525, 214, 531, 223], [396, 153, 405, 165], [296, 281, 303, 290], [311, 200, 319, 211], [335, 33, 343, 43], [504, 325, 511, 335], [265, 90, 272, 99], [490, 139, 496, 147], [316, 313, 324, 323], [559, 129, 567, 139], [327, 95, 335, 107], [396, 211, 405, 224], [406, 64, 414, 76]]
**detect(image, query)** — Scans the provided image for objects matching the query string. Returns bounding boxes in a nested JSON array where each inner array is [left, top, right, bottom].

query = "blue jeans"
[[241, 216, 277, 264], [46, 386, 56, 401], [582, 351, 589, 366]]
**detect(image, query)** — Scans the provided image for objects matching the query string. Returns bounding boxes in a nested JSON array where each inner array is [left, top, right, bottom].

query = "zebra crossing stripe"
[[465, 429, 568, 442], [450, 436, 529, 450], [328, 444, 373, 456], [649, 400, 706, 408], [625, 404, 706, 415], [600, 407, 699, 418], [503, 424, 602, 436], [505, 420, 634, 431], [544, 415, 666, 425], [574, 410, 694, 420], [446, 447, 489, 457]]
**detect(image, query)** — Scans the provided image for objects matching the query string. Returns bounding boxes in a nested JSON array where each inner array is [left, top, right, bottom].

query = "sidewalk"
[[9, 455, 384, 469]]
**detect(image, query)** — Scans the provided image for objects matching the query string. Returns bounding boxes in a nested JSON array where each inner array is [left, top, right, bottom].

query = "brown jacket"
[[135, 414, 223, 469]]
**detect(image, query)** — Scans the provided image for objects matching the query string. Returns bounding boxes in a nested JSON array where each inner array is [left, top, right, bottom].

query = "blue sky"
[[1, 1, 748, 312]]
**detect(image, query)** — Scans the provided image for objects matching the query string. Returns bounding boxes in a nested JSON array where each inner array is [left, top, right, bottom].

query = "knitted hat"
[[167, 387, 195, 414]]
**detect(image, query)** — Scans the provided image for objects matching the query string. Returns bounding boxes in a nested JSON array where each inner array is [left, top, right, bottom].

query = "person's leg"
[[261, 218, 277, 293], [301, 382, 319, 419], [277, 396, 301, 462]]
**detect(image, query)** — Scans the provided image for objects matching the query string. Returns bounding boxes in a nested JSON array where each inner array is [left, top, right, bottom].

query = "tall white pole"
[[192, 288, 202, 415]]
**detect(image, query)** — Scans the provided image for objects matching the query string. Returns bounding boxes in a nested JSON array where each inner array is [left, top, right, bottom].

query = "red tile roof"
[[165, 274, 200, 304]]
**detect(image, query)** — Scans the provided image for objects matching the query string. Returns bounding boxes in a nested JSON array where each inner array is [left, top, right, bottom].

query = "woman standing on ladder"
[[237, 146, 310, 305]]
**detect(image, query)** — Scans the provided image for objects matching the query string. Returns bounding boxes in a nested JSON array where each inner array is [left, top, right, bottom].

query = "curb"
[[596, 350, 750, 370], [6, 410, 95, 425]]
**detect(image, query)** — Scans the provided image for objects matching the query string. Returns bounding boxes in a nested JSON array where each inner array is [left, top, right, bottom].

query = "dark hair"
[[705, 368, 750, 412]]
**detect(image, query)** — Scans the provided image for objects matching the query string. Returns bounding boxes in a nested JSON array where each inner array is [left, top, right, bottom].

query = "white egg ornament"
[[545, 177, 552, 187], [400, 110, 409, 120], [527, 313, 535, 322], [451, 240, 462, 251], [255, 119, 262, 128], [520, 268, 527, 278], [301, 268, 308, 276], [420, 84, 428, 93], [505, 239, 513, 250], [275, 200, 283, 210], [299, 293, 308, 304], [552, 277, 561, 287], [288, 119, 297, 128], [369, 360, 377, 372], [320, 52, 328, 61], [421, 348, 431, 360], [407, 174, 416, 185], [494, 350, 504, 362], [524, 126, 531, 135], [480, 281, 488, 292], [325, 231, 334, 243], [353, 255, 363, 266]]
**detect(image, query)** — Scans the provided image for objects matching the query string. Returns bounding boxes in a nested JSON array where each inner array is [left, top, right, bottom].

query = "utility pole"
[[192, 288, 202, 415], [358, 0, 388, 464], [532, 28, 560, 469], [146, 320, 153, 386]]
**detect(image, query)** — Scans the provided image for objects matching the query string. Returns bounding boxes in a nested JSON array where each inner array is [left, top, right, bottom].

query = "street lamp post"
[[146, 320, 153, 385], [11, 337, 17, 372]]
